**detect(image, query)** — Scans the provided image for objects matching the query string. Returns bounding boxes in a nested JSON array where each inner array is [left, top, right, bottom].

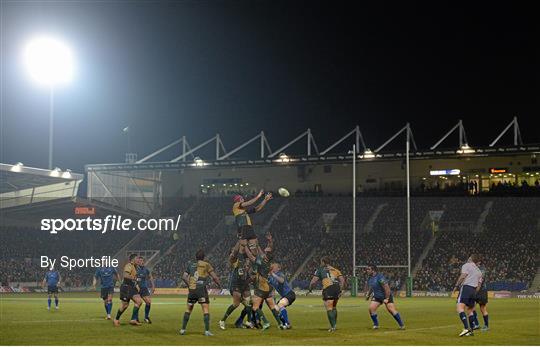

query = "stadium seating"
[[1, 196, 538, 293]]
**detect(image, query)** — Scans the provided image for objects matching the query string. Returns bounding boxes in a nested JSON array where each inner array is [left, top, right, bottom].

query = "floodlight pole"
[[406, 123, 412, 297], [352, 145, 357, 274], [351, 144, 358, 297], [48, 86, 55, 170]]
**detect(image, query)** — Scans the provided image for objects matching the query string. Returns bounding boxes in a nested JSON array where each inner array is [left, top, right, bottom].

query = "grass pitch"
[[0, 293, 538, 345]]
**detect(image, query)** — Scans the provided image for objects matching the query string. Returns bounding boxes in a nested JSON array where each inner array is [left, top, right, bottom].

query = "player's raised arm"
[[240, 190, 264, 208], [264, 232, 273, 252], [244, 244, 257, 262], [254, 192, 273, 212]]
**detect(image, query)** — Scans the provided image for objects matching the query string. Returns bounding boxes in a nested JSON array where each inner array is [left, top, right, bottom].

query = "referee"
[[452, 254, 483, 337]]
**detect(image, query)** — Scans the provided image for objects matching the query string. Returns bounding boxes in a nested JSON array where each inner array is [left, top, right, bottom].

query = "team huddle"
[[43, 191, 490, 338]]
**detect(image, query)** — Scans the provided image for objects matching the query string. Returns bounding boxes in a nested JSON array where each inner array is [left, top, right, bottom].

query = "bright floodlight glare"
[[363, 148, 375, 158], [24, 36, 74, 86]]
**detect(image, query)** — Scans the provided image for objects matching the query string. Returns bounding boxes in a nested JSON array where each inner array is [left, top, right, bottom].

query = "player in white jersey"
[[452, 254, 483, 337]]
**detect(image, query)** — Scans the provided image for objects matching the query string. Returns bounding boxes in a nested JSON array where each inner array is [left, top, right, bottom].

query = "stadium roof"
[[0, 163, 84, 209], [86, 118, 539, 172], [0, 163, 83, 194]]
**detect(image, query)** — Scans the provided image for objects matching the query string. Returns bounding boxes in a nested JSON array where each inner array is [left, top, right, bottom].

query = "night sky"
[[1, 1, 538, 172]]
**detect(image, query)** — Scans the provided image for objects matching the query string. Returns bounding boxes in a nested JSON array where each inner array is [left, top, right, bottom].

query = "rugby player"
[[93, 266, 119, 319], [452, 254, 483, 337], [308, 256, 345, 332], [268, 262, 296, 329], [180, 249, 221, 336], [42, 267, 61, 310], [135, 256, 155, 324], [364, 265, 405, 330], [244, 233, 283, 330], [219, 245, 253, 330], [232, 190, 272, 256], [113, 254, 144, 327], [472, 258, 489, 331]]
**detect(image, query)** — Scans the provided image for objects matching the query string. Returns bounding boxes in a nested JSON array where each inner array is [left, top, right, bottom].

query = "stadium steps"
[[111, 230, 147, 263], [290, 247, 319, 283], [474, 200, 493, 233], [530, 268, 540, 292], [289, 214, 326, 282], [144, 198, 209, 269], [411, 233, 437, 278], [261, 199, 289, 234], [364, 203, 387, 233]]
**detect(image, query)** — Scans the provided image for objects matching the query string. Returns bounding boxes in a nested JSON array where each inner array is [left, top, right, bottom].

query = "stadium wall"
[[158, 153, 538, 197]]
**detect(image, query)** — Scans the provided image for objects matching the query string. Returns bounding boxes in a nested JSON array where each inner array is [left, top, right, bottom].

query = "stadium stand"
[[1, 193, 538, 293]]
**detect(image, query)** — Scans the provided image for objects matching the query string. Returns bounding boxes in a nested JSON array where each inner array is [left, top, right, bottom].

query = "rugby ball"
[[278, 187, 290, 197]]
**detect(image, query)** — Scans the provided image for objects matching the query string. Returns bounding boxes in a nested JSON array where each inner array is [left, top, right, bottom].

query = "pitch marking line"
[[6, 318, 104, 324]]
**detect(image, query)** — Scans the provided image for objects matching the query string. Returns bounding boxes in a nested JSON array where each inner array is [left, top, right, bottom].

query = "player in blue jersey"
[[268, 262, 296, 329], [135, 256, 155, 324], [93, 266, 119, 319], [365, 265, 404, 330], [42, 267, 61, 310]]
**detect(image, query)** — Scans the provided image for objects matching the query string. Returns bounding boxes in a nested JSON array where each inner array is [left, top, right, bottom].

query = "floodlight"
[[24, 36, 74, 87], [363, 148, 375, 159], [50, 167, 62, 177], [61, 169, 72, 179], [10, 162, 24, 172], [279, 153, 290, 163]]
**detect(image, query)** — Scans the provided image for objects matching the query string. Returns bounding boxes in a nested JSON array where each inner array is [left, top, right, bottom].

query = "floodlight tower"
[[24, 36, 75, 169]]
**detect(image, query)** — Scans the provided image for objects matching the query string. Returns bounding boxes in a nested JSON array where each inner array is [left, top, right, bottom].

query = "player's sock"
[[182, 312, 191, 329], [483, 315, 489, 327], [54, 298, 59, 307], [271, 308, 282, 324], [392, 312, 404, 327], [104, 302, 108, 314], [131, 306, 140, 321], [332, 308, 338, 326], [279, 307, 290, 325], [47, 298, 51, 309], [472, 310, 479, 327], [145, 304, 151, 319], [203, 313, 210, 331], [108, 302, 113, 315], [459, 312, 469, 329], [370, 313, 379, 326], [326, 310, 336, 328], [468, 314, 475, 328], [256, 309, 268, 324], [235, 307, 248, 326], [116, 307, 126, 320], [222, 304, 237, 321]]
